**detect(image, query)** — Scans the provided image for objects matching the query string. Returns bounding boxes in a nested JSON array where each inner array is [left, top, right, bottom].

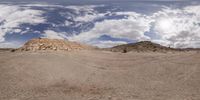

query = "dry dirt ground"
[[0, 50, 200, 100]]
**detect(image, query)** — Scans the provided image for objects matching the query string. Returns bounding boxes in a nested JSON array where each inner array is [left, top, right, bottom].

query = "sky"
[[0, 0, 200, 48]]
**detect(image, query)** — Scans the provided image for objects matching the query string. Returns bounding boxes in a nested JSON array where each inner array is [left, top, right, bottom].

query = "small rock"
[[108, 96, 112, 100], [39, 43, 44, 46]]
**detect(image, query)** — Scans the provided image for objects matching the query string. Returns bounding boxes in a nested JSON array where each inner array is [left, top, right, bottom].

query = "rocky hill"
[[110, 41, 177, 53], [18, 38, 93, 52]]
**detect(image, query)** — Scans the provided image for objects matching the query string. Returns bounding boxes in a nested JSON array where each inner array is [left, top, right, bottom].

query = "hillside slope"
[[110, 41, 177, 53]]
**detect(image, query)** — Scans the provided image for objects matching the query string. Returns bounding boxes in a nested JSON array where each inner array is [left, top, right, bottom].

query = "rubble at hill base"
[[18, 38, 92, 51]]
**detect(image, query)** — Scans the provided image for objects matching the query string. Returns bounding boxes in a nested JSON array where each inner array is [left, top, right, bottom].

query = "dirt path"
[[0, 50, 200, 100]]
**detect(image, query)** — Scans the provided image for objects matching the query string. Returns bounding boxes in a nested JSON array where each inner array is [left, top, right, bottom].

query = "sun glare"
[[157, 18, 173, 31]]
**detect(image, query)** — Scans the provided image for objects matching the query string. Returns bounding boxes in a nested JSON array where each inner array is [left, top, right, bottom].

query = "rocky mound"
[[18, 38, 93, 51], [110, 41, 177, 53]]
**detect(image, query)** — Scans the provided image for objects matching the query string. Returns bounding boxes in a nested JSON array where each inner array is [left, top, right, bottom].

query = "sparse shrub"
[[11, 49, 16, 52], [122, 49, 127, 53]]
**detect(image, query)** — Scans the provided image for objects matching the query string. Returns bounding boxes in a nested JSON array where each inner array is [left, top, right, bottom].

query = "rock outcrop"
[[18, 38, 93, 51]]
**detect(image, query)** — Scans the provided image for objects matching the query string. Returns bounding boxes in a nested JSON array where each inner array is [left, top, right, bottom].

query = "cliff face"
[[18, 38, 93, 51]]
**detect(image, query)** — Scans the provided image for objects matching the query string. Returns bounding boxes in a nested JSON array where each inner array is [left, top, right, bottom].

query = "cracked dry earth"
[[0, 50, 200, 100]]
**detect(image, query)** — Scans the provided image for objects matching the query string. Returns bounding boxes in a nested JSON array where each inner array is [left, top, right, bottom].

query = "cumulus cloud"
[[42, 30, 66, 39], [74, 13, 105, 22], [67, 4, 200, 48], [0, 3, 200, 48], [0, 41, 22, 48], [0, 4, 45, 42], [69, 12, 152, 44], [68, 5, 108, 22], [90, 40, 127, 48], [152, 5, 200, 48]]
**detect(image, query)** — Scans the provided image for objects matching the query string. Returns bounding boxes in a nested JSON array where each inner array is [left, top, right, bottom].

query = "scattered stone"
[[108, 96, 112, 100]]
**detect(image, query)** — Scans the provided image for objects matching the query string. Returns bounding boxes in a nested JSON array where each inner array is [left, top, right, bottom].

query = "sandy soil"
[[0, 50, 200, 100]]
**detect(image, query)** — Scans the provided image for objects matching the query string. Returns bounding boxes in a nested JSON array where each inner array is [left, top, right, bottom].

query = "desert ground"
[[0, 50, 200, 100]]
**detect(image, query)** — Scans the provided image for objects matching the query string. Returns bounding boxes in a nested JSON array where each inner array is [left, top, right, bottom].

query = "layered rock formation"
[[18, 38, 93, 51]]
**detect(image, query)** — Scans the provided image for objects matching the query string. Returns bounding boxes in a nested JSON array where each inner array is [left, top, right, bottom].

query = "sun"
[[157, 18, 173, 31]]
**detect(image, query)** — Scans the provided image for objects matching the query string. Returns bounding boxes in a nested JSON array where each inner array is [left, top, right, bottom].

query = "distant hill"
[[0, 48, 13, 52], [109, 41, 178, 53], [18, 38, 94, 52]]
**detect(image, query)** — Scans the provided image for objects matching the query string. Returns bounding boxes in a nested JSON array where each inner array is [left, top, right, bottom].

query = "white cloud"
[[68, 5, 200, 48], [184, 5, 200, 16], [0, 4, 200, 48], [0, 4, 45, 42], [152, 5, 200, 48], [0, 41, 22, 48], [66, 5, 104, 13], [69, 13, 152, 44], [42, 30, 65, 39], [70, 5, 107, 22], [91, 40, 127, 48], [74, 13, 105, 22], [115, 12, 142, 17], [24, 4, 64, 8], [64, 21, 73, 26]]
